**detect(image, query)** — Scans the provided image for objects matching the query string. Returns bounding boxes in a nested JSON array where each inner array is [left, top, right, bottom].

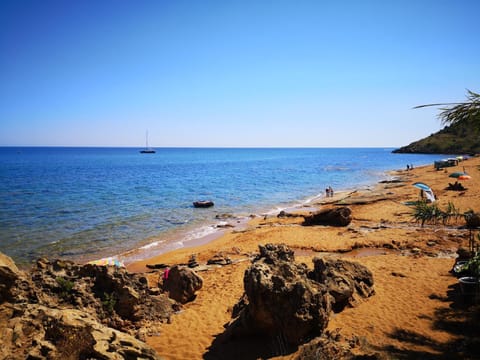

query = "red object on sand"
[[163, 268, 170, 280]]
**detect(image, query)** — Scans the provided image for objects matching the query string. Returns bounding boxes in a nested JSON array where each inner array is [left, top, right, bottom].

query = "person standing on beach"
[[328, 186, 334, 197]]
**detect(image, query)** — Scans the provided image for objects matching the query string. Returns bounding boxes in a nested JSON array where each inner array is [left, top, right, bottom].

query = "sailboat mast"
[[140, 130, 156, 153]]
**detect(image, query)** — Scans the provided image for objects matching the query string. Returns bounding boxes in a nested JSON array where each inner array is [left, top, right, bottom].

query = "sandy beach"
[[127, 156, 480, 359]]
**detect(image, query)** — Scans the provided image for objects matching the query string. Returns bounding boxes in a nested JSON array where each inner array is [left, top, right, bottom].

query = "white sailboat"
[[140, 131, 156, 154]]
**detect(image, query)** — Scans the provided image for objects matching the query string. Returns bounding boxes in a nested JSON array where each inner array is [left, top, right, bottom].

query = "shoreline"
[[123, 162, 424, 273], [124, 156, 479, 359], [117, 168, 402, 268], [2, 147, 447, 267]]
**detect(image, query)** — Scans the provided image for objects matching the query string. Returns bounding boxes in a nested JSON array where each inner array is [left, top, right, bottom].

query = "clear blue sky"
[[1, 0, 479, 147]]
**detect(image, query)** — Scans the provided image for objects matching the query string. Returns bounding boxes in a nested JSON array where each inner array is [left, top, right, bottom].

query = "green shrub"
[[102, 292, 117, 314], [56, 276, 74, 301]]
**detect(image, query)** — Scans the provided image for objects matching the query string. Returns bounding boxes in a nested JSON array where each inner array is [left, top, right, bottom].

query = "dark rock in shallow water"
[[193, 200, 214, 208]]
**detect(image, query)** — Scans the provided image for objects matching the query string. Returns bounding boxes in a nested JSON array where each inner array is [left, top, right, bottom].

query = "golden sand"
[[128, 156, 480, 359]]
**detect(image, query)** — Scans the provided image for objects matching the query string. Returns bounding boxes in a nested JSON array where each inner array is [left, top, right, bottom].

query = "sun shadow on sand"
[[379, 283, 480, 359], [203, 331, 298, 360]]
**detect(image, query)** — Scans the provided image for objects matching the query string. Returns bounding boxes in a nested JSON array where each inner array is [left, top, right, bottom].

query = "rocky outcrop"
[[0, 252, 176, 359], [228, 244, 374, 348], [308, 257, 375, 313], [27, 258, 177, 330], [1, 304, 162, 360], [303, 207, 352, 227], [0, 252, 20, 303], [161, 265, 203, 304]]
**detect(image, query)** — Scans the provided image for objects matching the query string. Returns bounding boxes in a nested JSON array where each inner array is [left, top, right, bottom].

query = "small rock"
[[188, 254, 199, 268], [146, 263, 169, 269], [148, 287, 161, 296], [207, 254, 232, 266], [215, 213, 234, 220], [162, 266, 203, 304], [216, 223, 234, 229]]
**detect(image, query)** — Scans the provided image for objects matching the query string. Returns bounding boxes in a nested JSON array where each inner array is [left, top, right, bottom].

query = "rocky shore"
[[2, 156, 480, 359]]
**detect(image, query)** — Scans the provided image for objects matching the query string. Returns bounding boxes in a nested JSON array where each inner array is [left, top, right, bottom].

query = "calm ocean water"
[[0, 147, 446, 266]]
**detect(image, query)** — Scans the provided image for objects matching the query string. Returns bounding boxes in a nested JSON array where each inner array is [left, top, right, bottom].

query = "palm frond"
[[414, 89, 480, 126]]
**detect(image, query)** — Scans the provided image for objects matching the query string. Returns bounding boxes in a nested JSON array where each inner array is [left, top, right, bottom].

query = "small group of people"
[[406, 164, 414, 171], [325, 186, 334, 197]]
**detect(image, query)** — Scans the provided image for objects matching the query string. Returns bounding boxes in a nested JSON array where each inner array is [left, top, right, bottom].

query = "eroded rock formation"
[[309, 257, 375, 313], [0, 252, 176, 359], [228, 244, 374, 348]]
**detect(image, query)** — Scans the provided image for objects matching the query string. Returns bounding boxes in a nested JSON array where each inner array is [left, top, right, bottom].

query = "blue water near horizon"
[[0, 147, 449, 266]]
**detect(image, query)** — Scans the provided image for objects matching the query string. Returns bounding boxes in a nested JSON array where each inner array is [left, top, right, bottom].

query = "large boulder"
[[303, 207, 352, 227], [228, 244, 375, 348], [162, 265, 203, 304], [232, 244, 331, 346], [309, 257, 375, 312]]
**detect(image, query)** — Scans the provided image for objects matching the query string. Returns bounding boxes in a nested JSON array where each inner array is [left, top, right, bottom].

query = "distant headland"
[[394, 90, 480, 155]]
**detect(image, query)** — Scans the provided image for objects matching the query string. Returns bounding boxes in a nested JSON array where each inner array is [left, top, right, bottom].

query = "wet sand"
[[128, 156, 480, 359]]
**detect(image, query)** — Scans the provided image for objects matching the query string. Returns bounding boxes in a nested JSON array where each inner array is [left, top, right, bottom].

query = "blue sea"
[[0, 147, 447, 266]]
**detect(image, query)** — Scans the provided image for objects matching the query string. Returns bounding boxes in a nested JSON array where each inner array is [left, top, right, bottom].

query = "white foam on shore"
[[119, 217, 249, 265], [183, 224, 218, 242], [139, 240, 164, 250]]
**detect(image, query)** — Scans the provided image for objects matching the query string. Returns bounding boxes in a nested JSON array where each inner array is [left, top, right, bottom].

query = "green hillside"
[[393, 118, 480, 155], [393, 90, 480, 155]]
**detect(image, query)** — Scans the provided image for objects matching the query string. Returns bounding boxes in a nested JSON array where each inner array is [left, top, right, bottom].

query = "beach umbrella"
[[412, 182, 436, 202], [458, 174, 471, 180], [412, 182, 432, 192]]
